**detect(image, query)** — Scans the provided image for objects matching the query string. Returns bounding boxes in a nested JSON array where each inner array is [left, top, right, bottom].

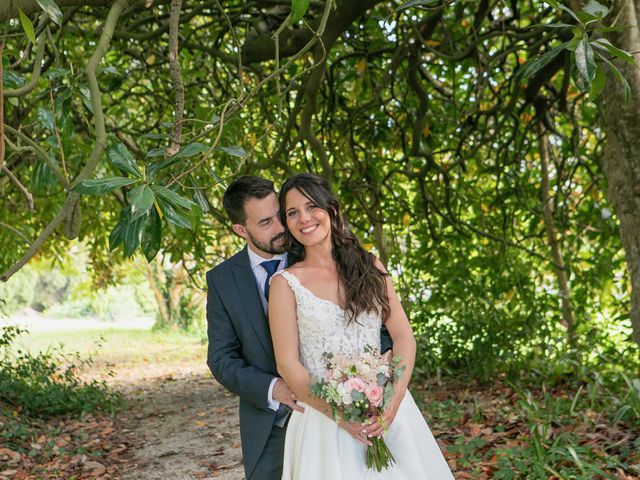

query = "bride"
[[268, 173, 454, 479]]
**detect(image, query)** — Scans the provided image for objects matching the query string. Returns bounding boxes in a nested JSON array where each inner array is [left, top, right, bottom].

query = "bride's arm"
[[364, 258, 417, 437], [269, 275, 372, 445], [268, 275, 332, 413]]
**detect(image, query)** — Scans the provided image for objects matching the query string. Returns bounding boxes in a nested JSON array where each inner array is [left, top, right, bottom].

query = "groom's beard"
[[247, 231, 286, 255]]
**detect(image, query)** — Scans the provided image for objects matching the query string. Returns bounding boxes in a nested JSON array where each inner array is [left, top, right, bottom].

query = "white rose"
[[342, 393, 353, 405], [358, 364, 371, 375], [337, 382, 348, 396]]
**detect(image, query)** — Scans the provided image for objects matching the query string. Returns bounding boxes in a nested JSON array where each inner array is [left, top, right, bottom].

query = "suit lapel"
[[231, 247, 275, 358]]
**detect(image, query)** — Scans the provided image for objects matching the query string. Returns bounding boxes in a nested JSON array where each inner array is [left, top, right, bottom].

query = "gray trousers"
[[247, 425, 286, 480]]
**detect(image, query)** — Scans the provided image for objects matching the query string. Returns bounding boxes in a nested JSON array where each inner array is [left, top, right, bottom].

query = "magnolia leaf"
[[574, 38, 596, 92], [583, 0, 609, 18], [18, 8, 37, 45], [72, 177, 138, 195], [37, 107, 55, 132], [174, 142, 208, 158], [515, 42, 569, 82], [152, 185, 195, 210], [123, 213, 146, 257], [141, 207, 162, 262], [601, 56, 632, 102], [589, 64, 606, 100], [156, 197, 193, 230], [128, 184, 155, 221], [36, 0, 63, 25], [592, 38, 637, 66], [215, 145, 247, 158], [396, 0, 440, 11], [108, 143, 143, 179], [109, 213, 127, 251], [290, 0, 310, 23]]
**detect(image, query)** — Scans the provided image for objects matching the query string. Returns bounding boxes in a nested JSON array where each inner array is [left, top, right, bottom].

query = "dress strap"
[[270, 270, 313, 307], [270, 269, 299, 290]]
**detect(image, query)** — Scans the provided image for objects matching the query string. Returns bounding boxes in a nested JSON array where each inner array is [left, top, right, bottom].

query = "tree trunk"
[[538, 125, 576, 343], [601, 0, 640, 347], [145, 261, 171, 327]]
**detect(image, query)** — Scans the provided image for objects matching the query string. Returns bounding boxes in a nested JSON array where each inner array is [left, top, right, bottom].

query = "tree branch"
[[4, 34, 46, 98], [1, 0, 128, 282], [165, 0, 184, 157], [1, 165, 35, 210]]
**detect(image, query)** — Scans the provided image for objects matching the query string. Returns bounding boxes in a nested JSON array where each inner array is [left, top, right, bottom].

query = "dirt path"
[[115, 365, 245, 480]]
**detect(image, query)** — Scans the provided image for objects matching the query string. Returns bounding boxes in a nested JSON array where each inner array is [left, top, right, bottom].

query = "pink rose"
[[365, 384, 384, 407], [344, 377, 367, 394]]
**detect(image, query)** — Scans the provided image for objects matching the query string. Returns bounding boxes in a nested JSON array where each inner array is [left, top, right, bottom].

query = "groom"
[[206, 175, 302, 480]]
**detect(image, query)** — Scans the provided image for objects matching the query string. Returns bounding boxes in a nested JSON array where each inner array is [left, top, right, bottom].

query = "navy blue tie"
[[260, 259, 280, 300]]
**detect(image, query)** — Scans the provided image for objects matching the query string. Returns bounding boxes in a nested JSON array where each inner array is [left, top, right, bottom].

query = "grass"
[[13, 328, 207, 371]]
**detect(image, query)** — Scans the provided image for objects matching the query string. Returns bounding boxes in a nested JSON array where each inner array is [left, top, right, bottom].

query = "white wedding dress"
[[273, 270, 454, 480]]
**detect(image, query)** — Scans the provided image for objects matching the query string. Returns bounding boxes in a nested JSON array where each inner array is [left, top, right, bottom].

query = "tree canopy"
[[1, 0, 639, 374]]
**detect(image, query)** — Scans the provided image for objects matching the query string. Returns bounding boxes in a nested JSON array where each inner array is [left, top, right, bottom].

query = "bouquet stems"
[[366, 436, 396, 472]]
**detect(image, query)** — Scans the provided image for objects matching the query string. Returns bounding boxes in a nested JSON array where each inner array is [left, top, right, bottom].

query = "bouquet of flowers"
[[310, 346, 405, 472]]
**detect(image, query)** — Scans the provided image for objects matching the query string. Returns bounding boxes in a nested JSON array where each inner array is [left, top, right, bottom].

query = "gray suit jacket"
[[206, 246, 282, 479]]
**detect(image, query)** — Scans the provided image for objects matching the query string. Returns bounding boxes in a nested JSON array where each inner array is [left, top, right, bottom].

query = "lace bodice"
[[272, 270, 382, 380]]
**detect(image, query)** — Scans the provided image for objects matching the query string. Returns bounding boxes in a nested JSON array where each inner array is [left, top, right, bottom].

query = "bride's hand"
[[338, 419, 373, 446], [362, 396, 402, 438]]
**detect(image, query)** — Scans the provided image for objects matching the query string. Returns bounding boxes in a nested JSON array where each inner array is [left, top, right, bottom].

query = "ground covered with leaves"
[[2, 372, 640, 479], [1, 327, 639, 479]]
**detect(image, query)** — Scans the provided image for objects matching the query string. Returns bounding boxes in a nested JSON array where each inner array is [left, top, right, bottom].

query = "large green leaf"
[[108, 143, 143, 179], [573, 38, 596, 92], [592, 38, 637, 66], [38, 107, 55, 132], [515, 42, 569, 82], [3, 70, 26, 89], [174, 142, 208, 159], [147, 143, 208, 176], [192, 185, 211, 213], [145, 147, 166, 158], [290, 0, 310, 23], [36, 0, 63, 25], [46, 68, 70, 81], [156, 197, 193, 230], [127, 184, 155, 221], [72, 177, 139, 195], [109, 213, 127, 251], [152, 185, 195, 210], [31, 159, 58, 194], [18, 8, 36, 45], [396, 0, 440, 11], [123, 212, 146, 257], [589, 65, 606, 100], [141, 207, 162, 262], [215, 145, 247, 158], [601, 56, 632, 102], [583, 0, 609, 18]]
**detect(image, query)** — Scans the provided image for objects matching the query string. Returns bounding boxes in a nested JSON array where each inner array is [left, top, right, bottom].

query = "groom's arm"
[[381, 324, 393, 354], [206, 274, 275, 412]]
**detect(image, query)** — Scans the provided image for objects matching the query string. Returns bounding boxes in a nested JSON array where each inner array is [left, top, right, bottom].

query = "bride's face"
[[284, 188, 331, 247]]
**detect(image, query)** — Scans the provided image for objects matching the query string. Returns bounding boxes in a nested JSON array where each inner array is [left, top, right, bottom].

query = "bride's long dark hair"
[[279, 173, 390, 324]]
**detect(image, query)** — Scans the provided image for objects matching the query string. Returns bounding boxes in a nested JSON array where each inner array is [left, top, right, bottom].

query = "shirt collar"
[[246, 245, 287, 270]]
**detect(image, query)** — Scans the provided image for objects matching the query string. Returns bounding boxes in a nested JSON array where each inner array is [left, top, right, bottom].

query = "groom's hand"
[[273, 379, 305, 413]]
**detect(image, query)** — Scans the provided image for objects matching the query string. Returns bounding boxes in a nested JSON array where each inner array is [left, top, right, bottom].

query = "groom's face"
[[232, 193, 286, 257]]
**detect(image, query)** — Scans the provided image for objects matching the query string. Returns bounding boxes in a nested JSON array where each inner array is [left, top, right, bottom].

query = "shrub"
[[0, 326, 122, 417]]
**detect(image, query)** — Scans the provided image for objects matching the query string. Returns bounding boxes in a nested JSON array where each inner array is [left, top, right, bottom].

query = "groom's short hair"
[[223, 175, 276, 225]]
